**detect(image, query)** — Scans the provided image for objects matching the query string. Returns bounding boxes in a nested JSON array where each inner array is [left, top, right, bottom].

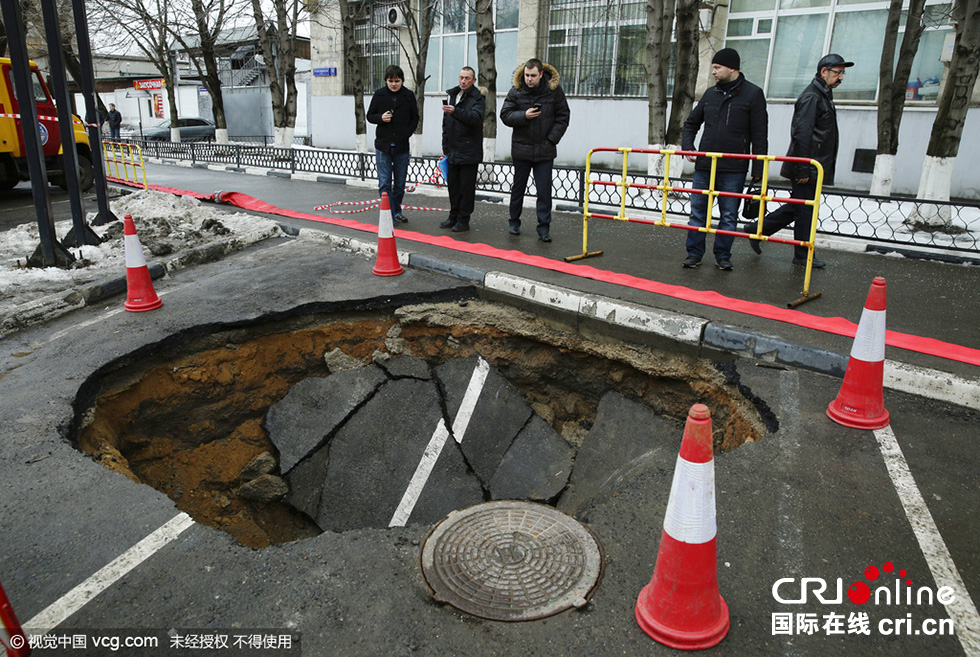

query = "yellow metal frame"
[[567, 147, 824, 306], [102, 141, 148, 189]]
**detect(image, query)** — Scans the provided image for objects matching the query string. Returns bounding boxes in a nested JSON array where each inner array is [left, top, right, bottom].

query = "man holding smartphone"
[[500, 58, 570, 242], [367, 65, 419, 223], [440, 67, 485, 233]]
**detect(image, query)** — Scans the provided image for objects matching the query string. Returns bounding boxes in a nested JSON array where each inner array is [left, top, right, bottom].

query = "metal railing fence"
[[119, 138, 980, 255]]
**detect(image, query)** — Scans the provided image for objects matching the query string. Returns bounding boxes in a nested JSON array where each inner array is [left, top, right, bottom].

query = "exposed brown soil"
[[76, 300, 765, 548]]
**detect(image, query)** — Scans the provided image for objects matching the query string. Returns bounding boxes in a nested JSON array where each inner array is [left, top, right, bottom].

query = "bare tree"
[[645, 0, 699, 177], [92, 0, 183, 140], [169, 0, 245, 143], [917, 0, 980, 220], [870, 0, 927, 196], [250, 0, 306, 146], [474, 0, 497, 162], [665, 0, 699, 146], [336, 0, 367, 151]]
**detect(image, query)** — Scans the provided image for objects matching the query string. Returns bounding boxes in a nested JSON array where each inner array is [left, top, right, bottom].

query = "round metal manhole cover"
[[419, 500, 604, 621]]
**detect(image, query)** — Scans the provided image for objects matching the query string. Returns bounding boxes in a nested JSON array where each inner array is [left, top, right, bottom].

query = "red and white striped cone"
[[1, 581, 31, 657], [372, 192, 404, 277], [635, 403, 729, 650], [827, 276, 890, 429], [122, 214, 162, 312]]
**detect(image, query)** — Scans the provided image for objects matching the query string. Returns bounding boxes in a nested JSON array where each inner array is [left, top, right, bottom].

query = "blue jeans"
[[686, 169, 744, 262], [376, 149, 410, 218]]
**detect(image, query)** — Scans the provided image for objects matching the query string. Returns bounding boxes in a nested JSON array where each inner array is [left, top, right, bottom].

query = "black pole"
[[70, 0, 119, 227], [41, 0, 99, 247], [0, 0, 73, 267]]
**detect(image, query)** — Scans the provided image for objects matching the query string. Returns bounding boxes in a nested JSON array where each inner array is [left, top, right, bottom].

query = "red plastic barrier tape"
[[107, 177, 980, 367]]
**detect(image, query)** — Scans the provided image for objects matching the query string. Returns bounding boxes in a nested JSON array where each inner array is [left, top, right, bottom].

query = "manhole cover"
[[419, 500, 604, 621]]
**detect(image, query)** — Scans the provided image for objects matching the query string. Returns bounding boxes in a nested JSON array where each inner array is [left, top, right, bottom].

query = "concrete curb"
[[0, 225, 282, 340]]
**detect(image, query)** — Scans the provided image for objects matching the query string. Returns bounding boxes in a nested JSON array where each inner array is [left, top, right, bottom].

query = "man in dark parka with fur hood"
[[501, 59, 570, 241]]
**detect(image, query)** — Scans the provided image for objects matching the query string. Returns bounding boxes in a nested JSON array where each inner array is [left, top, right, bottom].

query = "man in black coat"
[[106, 103, 122, 139], [681, 48, 768, 271], [440, 66, 485, 233], [744, 53, 853, 268], [367, 65, 419, 223], [500, 59, 570, 242]]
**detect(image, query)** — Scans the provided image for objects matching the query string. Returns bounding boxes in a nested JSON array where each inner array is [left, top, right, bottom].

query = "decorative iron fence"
[[121, 139, 980, 255]]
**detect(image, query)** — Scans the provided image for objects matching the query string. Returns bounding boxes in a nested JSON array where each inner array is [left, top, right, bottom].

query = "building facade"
[[310, 0, 980, 198]]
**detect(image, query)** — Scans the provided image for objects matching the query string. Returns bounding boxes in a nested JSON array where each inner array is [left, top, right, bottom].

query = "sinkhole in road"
[[73, 296, 768, 549]]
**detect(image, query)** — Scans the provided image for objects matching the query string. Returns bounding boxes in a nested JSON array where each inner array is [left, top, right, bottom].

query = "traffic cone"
[[122, 214, 162, 312], [827, 276, 890, 429], [372, 192, 403, 277], [1, 581, 31, 657], [635, 403, 729, 650]]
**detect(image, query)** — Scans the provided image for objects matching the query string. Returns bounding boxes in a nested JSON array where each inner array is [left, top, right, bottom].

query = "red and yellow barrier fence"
[[102, 141, 148, 189], [566, 147, 825, 306]]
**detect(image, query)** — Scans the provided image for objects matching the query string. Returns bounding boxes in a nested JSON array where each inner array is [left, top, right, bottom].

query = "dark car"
[[122, 117, 215, 142]]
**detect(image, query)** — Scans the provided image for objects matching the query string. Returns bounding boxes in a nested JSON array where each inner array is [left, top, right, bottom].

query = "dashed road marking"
[[22, 513, 195, 634], [875, 425, 980, 655], [389, 357, 490, 528]]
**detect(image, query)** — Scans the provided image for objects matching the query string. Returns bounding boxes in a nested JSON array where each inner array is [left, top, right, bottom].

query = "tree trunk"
[[338, 0, 366, 149], [645, 0, 673, 176], [475, 0, 497, 164], [665, 0, 699, 146], [917, 0, 980, 214], [871, 0, 926, 196]]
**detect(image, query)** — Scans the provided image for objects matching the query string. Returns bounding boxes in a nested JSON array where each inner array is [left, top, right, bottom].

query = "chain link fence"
[[123, 139, 979, 255]]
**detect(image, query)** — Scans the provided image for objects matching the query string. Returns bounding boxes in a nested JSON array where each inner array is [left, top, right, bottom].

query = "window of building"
[[546, 0, 654, 97], [726, 0, 953, 101], [426, 0, 519, 92]]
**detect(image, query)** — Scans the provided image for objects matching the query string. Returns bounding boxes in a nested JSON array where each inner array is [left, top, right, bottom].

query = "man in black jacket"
[[440, 67, 485, 233], [681, 48, 768, 271], [106, 104, 122, 139], [500, 59, 570, 242], [367, 65, 419, 223], [744, 53, 853, 268]]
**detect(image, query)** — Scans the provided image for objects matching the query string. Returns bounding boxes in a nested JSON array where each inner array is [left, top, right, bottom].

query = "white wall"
[[311, 94, 980, 199]]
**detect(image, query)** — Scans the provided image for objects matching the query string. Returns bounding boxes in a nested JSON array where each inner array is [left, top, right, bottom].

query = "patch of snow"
[[0, 189, 281, 319]]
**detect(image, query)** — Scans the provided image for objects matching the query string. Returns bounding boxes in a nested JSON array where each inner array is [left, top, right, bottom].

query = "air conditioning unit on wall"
[[388, 6, 407, 27]]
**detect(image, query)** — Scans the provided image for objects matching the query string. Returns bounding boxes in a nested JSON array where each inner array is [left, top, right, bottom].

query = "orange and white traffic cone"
[[372, 193, 404, 277], [827, 276, 890, 429], [122, 214, 162, 312], [635, 403, 729, 650], [1, 581, 31, 657]]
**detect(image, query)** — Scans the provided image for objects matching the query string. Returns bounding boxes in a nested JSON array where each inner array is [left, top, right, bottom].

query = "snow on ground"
[[0, 189, 281, 319]]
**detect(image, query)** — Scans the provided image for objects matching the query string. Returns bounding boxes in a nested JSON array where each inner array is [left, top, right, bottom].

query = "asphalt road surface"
[[0, 163, 977, 657]]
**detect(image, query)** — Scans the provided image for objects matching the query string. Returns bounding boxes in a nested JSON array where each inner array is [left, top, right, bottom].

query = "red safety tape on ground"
[[108, 179, 980, 367]]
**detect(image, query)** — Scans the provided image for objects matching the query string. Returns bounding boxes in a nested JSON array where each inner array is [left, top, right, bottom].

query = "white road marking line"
[[22, 513, 195, 635], [874, 425, 980, 655], [388, 357, 490, 528]]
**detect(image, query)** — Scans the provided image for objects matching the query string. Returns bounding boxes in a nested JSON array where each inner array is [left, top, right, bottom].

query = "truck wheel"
[[56, 155, 95, 192], [77, 155, 94, 192], [0, 178, 18, 191]]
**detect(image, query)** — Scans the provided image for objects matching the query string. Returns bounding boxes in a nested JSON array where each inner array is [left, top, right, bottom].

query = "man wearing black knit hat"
[[681, 47, 768, 271], [743, 53, 854, 268]]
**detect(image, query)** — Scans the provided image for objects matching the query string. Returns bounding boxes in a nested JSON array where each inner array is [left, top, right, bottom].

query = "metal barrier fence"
[[119, 139, 979, 256]]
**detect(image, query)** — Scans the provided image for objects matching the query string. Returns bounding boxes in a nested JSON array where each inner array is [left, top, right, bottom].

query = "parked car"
[[121, 118, 215, 142]]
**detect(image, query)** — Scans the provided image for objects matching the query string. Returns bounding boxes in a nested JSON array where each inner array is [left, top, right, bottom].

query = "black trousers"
[[509, 159, 554, 236], [447, 162, 478, 225], [752, 179, 818, 260]]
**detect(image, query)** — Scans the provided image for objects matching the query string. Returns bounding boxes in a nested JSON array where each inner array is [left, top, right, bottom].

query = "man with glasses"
[[744, 53, 853, 268]]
